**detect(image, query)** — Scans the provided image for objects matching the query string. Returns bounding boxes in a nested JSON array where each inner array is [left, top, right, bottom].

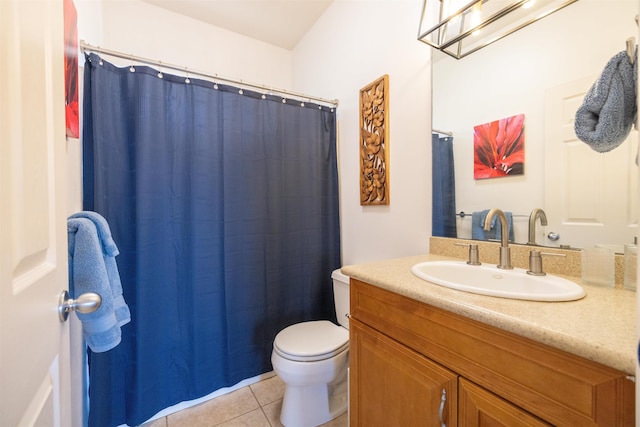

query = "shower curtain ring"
[[185, 67, 190, 84], [129, 54, 135, 73]]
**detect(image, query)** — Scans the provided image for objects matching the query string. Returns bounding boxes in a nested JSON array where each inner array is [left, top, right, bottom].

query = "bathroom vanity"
[[342, 253, 636, 426]]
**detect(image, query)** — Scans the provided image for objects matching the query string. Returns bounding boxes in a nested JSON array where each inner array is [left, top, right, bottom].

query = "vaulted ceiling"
[[139, 0, 334, 49]]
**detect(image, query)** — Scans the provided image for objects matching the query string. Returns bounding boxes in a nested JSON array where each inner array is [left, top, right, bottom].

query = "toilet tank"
[[331, 269, 351, 329]]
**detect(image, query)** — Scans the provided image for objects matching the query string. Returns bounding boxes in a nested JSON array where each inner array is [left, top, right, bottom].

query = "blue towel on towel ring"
[[68, 213, 130, 352], [471, 210, 515, 242]]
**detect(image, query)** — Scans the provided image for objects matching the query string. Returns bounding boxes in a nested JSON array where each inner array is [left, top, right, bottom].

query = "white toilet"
[[271, 269, 350, 427]]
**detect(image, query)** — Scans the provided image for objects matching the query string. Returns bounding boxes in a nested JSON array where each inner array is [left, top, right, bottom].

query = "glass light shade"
[[418, 0, 579, 59]]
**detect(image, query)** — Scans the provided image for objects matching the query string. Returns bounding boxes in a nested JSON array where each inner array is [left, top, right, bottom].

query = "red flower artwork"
[[473, 114, 525, 179], [64, 0, 79, 138]]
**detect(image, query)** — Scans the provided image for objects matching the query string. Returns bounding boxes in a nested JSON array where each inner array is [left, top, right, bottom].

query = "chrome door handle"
[[58, 290, 102, 322]]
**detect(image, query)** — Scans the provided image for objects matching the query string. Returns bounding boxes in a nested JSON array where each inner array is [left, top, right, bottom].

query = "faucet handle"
[[454, 243, 481, 265], [526, 250, 566, 276]]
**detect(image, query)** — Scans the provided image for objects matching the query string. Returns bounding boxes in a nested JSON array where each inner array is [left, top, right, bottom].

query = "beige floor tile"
[[214, 408, 271, 427], [262, 399, 347, 427], [167, 387, 259, 427], [261, 399, 283, 427], [159, 376, 348, 427], [249, 375, 286, 406]]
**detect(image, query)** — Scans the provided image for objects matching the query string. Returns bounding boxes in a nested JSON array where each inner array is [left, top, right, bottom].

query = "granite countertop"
[[341, 253, 638, 375]]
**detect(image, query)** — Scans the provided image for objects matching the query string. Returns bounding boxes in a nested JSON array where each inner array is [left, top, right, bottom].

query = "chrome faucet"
[[484, 208, 513, 269], [527, 208, 548, 245]]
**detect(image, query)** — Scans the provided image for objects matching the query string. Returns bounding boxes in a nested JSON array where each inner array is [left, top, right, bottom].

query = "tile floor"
[[142, 374, 348, 427]]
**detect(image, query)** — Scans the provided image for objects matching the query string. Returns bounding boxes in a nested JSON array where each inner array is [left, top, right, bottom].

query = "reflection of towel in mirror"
[[471, 210, 515, 242], [574, 49, 637, 153]]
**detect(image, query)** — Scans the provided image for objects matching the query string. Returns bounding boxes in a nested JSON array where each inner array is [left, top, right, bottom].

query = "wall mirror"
[[432, 0, 639, 252]]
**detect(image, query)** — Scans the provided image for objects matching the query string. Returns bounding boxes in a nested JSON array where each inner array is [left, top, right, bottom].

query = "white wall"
[[75, 0, 294, 90], [293, 0, 433, 265]]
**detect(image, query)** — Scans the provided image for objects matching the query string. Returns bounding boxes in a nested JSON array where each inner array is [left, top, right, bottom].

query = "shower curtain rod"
[[433, 129, 453, 136], [80, 40, 340, 108]]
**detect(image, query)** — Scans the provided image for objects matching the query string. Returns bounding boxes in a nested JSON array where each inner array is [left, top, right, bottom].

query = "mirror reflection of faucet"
[[483, 208, 513, 269], [527, 208, 548, 245]]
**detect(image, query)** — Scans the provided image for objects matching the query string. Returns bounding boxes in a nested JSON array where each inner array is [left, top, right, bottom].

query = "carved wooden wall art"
[[359, 74, 389, 205]]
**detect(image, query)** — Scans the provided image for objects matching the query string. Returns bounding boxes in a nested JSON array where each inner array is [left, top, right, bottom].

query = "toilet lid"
[[274, 320, 349, 362]]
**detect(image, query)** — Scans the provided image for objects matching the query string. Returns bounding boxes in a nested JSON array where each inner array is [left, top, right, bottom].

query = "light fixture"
[[418, 0, 578, 59]]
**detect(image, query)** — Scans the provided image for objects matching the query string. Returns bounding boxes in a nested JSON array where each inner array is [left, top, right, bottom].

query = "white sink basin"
[[411, 261, 585, 302]]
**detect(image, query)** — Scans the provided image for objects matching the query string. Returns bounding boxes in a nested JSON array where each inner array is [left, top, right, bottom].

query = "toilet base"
[[280, 374, 348, 427]]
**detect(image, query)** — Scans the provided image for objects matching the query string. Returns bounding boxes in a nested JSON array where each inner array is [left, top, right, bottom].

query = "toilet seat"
[[273, 320, 349, 362]]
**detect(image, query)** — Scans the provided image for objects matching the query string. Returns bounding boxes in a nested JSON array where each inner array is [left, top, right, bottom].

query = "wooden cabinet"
[[349, 278, 635, 427], [350, 318, 457, 426]]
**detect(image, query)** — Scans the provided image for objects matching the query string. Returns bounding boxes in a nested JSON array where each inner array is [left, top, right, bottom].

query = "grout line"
[[260, 405, 276, 427], [208, 386, 263, 426], [248, 385, 277, 427], [211, 408, 269, 427], [247, 383, 259, 401]]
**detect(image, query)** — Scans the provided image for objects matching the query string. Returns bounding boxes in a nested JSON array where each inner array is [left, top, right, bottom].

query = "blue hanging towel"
[[68, 213, 130, 352], [69, 211, 130, 327]]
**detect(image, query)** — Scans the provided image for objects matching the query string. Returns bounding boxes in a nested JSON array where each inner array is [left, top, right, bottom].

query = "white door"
[[0, 0, 72, 426], [544, 75, 638, 250]]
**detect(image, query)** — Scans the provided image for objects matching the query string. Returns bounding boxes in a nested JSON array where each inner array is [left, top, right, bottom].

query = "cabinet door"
[[350, 318, 458, 427], [459, 378, 552, 427]]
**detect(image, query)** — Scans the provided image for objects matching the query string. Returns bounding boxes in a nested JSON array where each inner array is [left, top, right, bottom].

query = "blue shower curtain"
[[82, 53, 341, 427], [432, 134, 457, 237]]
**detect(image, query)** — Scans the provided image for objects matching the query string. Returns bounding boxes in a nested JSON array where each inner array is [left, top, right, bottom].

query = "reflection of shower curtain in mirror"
[[82, 53, 341, 427], [432, 134, 457, 237]]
